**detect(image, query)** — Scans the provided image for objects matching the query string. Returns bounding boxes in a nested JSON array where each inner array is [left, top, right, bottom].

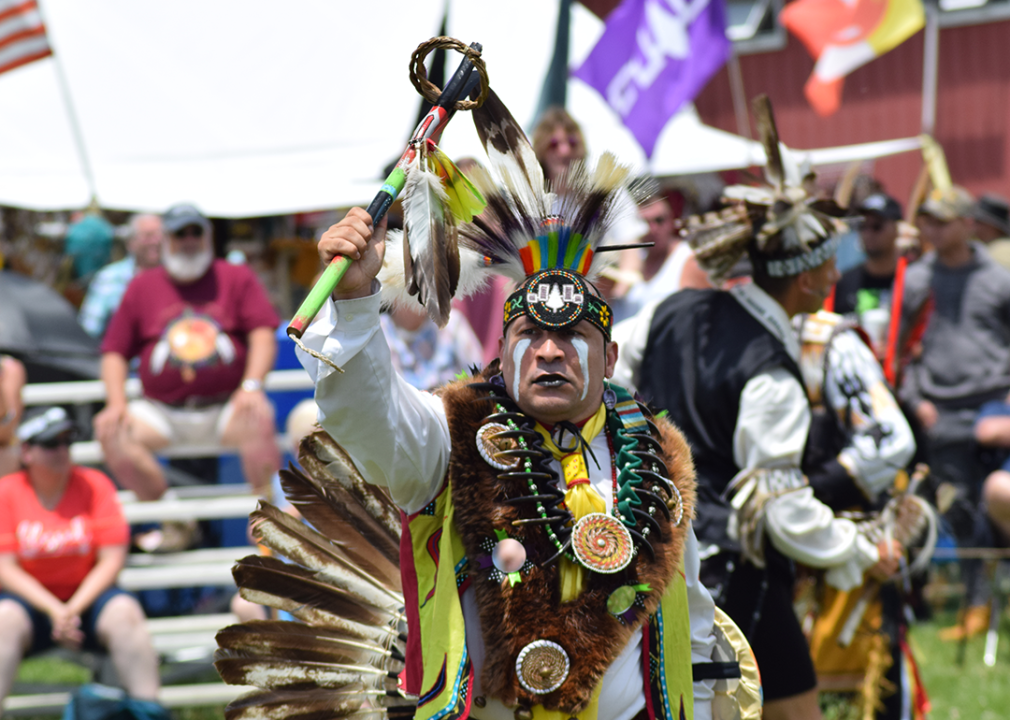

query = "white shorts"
[[128, 398, 236, 447]]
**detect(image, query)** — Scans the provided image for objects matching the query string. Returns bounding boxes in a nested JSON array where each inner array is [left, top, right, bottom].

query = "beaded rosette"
[[572, 513, 635, 573]]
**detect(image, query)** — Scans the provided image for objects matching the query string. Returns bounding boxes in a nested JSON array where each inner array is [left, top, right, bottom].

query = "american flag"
[[0, 0, 52, 76]]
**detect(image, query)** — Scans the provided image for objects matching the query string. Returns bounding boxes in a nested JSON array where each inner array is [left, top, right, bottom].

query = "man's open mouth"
[[532, 373, 569, 388]]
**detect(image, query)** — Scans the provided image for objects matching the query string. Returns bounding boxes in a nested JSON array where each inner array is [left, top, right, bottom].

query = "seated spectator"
[[79, 214, 164, 339], [0, 356, 26, 477], [380, 304, 483, 391], [976, 400, 1010, 542], [0, 407, 161, 706], [94, 204, 281, 501], [64, 215, 115, 287]]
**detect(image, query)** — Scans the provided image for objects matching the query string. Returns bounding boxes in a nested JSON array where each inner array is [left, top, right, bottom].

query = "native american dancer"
[[612, 96, 907, 720], [792, 310, 935, 719], [215, 86, 760, 720]]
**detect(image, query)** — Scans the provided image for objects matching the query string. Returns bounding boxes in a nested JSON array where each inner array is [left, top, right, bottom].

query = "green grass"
[[11, 609, 1010, 719], [906, 609, 1010, 720]]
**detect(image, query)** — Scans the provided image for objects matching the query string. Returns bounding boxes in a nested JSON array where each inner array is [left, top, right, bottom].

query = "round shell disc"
[[515, 640, 570, 694], [492, 538, 527, 574], [606, 585, 637, 615], [476, 423, 519, 471], [572, 513, 634, 574]]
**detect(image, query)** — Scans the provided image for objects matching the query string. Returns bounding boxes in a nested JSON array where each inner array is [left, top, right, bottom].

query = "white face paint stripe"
[[571, 337, 590, 401], [512, 338, 531, 401]]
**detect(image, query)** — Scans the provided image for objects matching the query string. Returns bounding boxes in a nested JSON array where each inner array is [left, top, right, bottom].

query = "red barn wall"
[[694, 20, 1010, 205]]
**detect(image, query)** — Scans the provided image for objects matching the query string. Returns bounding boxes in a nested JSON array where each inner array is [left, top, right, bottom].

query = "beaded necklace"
[[491, 398, 653, 564]]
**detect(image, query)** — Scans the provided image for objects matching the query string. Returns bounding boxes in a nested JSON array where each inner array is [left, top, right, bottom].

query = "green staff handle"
[[287, 39, 485, 352]]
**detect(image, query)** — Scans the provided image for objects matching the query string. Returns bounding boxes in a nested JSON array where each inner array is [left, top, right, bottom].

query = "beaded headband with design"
[[504, 269, 613, 338], [681, 95, 846, 283]]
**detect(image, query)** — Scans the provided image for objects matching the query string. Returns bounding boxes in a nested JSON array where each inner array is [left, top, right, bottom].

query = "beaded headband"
[[503, 269, 612, 338]]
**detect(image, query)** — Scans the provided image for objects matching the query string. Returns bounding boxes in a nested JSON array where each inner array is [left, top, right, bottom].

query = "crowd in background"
[[2, 105, 1010, 715]]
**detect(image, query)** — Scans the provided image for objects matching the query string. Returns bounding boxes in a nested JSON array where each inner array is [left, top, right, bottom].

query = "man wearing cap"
[[0, 407, 162, 708], [832, 193, 903, 322], [94, 204, 281, 501], [901, 185, 1010, 640], [973, 193, 1010, 271], [78, 214, 164, 340]]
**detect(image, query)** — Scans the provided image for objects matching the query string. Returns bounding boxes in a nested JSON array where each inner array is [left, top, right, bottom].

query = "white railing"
[[19, 368, 315, 464], [21, 368, 315, 406]]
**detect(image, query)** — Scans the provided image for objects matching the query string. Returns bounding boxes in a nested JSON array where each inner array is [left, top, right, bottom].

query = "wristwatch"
[[241, 378, 264, 393]]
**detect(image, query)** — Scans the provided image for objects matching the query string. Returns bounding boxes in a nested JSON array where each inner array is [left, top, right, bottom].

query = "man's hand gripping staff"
[[286, 37, 489, 370]]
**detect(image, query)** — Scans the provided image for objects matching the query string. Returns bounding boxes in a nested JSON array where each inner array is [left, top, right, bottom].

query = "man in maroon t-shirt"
[[95, 204, 281, 501]]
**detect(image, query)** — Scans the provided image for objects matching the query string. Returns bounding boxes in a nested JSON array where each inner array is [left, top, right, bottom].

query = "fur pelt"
[[436, 364, 697, 715]]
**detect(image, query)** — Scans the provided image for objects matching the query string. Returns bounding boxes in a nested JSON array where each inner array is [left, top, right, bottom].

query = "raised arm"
[[297, 209, 451, 514]]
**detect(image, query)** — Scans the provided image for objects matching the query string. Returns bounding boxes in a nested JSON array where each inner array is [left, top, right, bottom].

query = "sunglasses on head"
[[548, 135, 580, 150], [33, 434, 73, 449], [173, 225, 205, 239]]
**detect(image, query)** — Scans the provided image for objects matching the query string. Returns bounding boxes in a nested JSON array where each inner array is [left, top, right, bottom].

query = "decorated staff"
[[287, 37, 489, 354], [217, 37, 760, 720]]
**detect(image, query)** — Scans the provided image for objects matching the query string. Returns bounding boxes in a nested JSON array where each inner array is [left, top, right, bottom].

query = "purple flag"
[[573, 0, 731, 157]]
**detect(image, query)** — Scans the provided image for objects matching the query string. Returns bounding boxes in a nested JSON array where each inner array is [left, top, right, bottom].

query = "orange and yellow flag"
[[780, 0, 925, 116]]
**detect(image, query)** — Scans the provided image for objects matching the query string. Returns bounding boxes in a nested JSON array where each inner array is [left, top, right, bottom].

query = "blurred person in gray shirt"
[[899, 185, 1010, 640]]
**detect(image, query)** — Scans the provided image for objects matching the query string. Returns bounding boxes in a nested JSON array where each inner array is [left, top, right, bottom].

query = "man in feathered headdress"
[[292, 91, 760, 720], [612, 97, 903, 720]]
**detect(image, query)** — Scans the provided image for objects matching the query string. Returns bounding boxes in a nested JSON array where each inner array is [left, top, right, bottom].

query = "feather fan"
[[292, 431, 401, 564], [217, 432, 414, 720], [250, 501, 401, 612]]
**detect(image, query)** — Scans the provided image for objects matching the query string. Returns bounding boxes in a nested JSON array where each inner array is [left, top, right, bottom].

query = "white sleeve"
[[733, 369, 879, 591], [296, 287, 451, 514], [826, 331, 917, 500], [611, 299, 662, 394], [685, 525, 716, 720]]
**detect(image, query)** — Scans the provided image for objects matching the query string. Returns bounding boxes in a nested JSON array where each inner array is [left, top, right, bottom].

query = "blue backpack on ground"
[[61, 684, 171, 720]]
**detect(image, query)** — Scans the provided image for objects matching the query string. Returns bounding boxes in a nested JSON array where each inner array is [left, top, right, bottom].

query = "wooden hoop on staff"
[[410, 37, 489, 111]]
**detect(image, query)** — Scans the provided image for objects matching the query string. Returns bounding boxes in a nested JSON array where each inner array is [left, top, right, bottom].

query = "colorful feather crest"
[[379, 89, 644, 317], [216, 430, 414, 720], [685, 94, 846, 282]]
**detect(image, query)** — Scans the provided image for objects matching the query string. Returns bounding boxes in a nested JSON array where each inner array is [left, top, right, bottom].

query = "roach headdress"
[[684, 95, 847, 283], [379, 89, 644, 338]]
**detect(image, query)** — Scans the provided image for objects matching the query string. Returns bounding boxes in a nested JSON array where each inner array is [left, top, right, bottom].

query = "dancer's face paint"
[[499, 317, 618, 425], [571, 337, 590, 401], [511, 338, 531, 401]]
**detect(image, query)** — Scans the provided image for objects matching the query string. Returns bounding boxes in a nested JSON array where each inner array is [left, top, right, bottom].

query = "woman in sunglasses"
[[0, 406, 163, 710]]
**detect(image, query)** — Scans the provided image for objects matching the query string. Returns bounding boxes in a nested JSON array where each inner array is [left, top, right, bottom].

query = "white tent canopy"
[[0, 0, 922, 217]]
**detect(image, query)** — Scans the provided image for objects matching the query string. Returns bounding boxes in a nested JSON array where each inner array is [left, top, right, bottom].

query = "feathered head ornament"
[[684, 95, 847, 283], [378, 90, 643, 339]]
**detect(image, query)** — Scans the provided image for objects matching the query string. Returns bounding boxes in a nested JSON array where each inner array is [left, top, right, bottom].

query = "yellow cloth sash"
[[534, 404, 607, 603]]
